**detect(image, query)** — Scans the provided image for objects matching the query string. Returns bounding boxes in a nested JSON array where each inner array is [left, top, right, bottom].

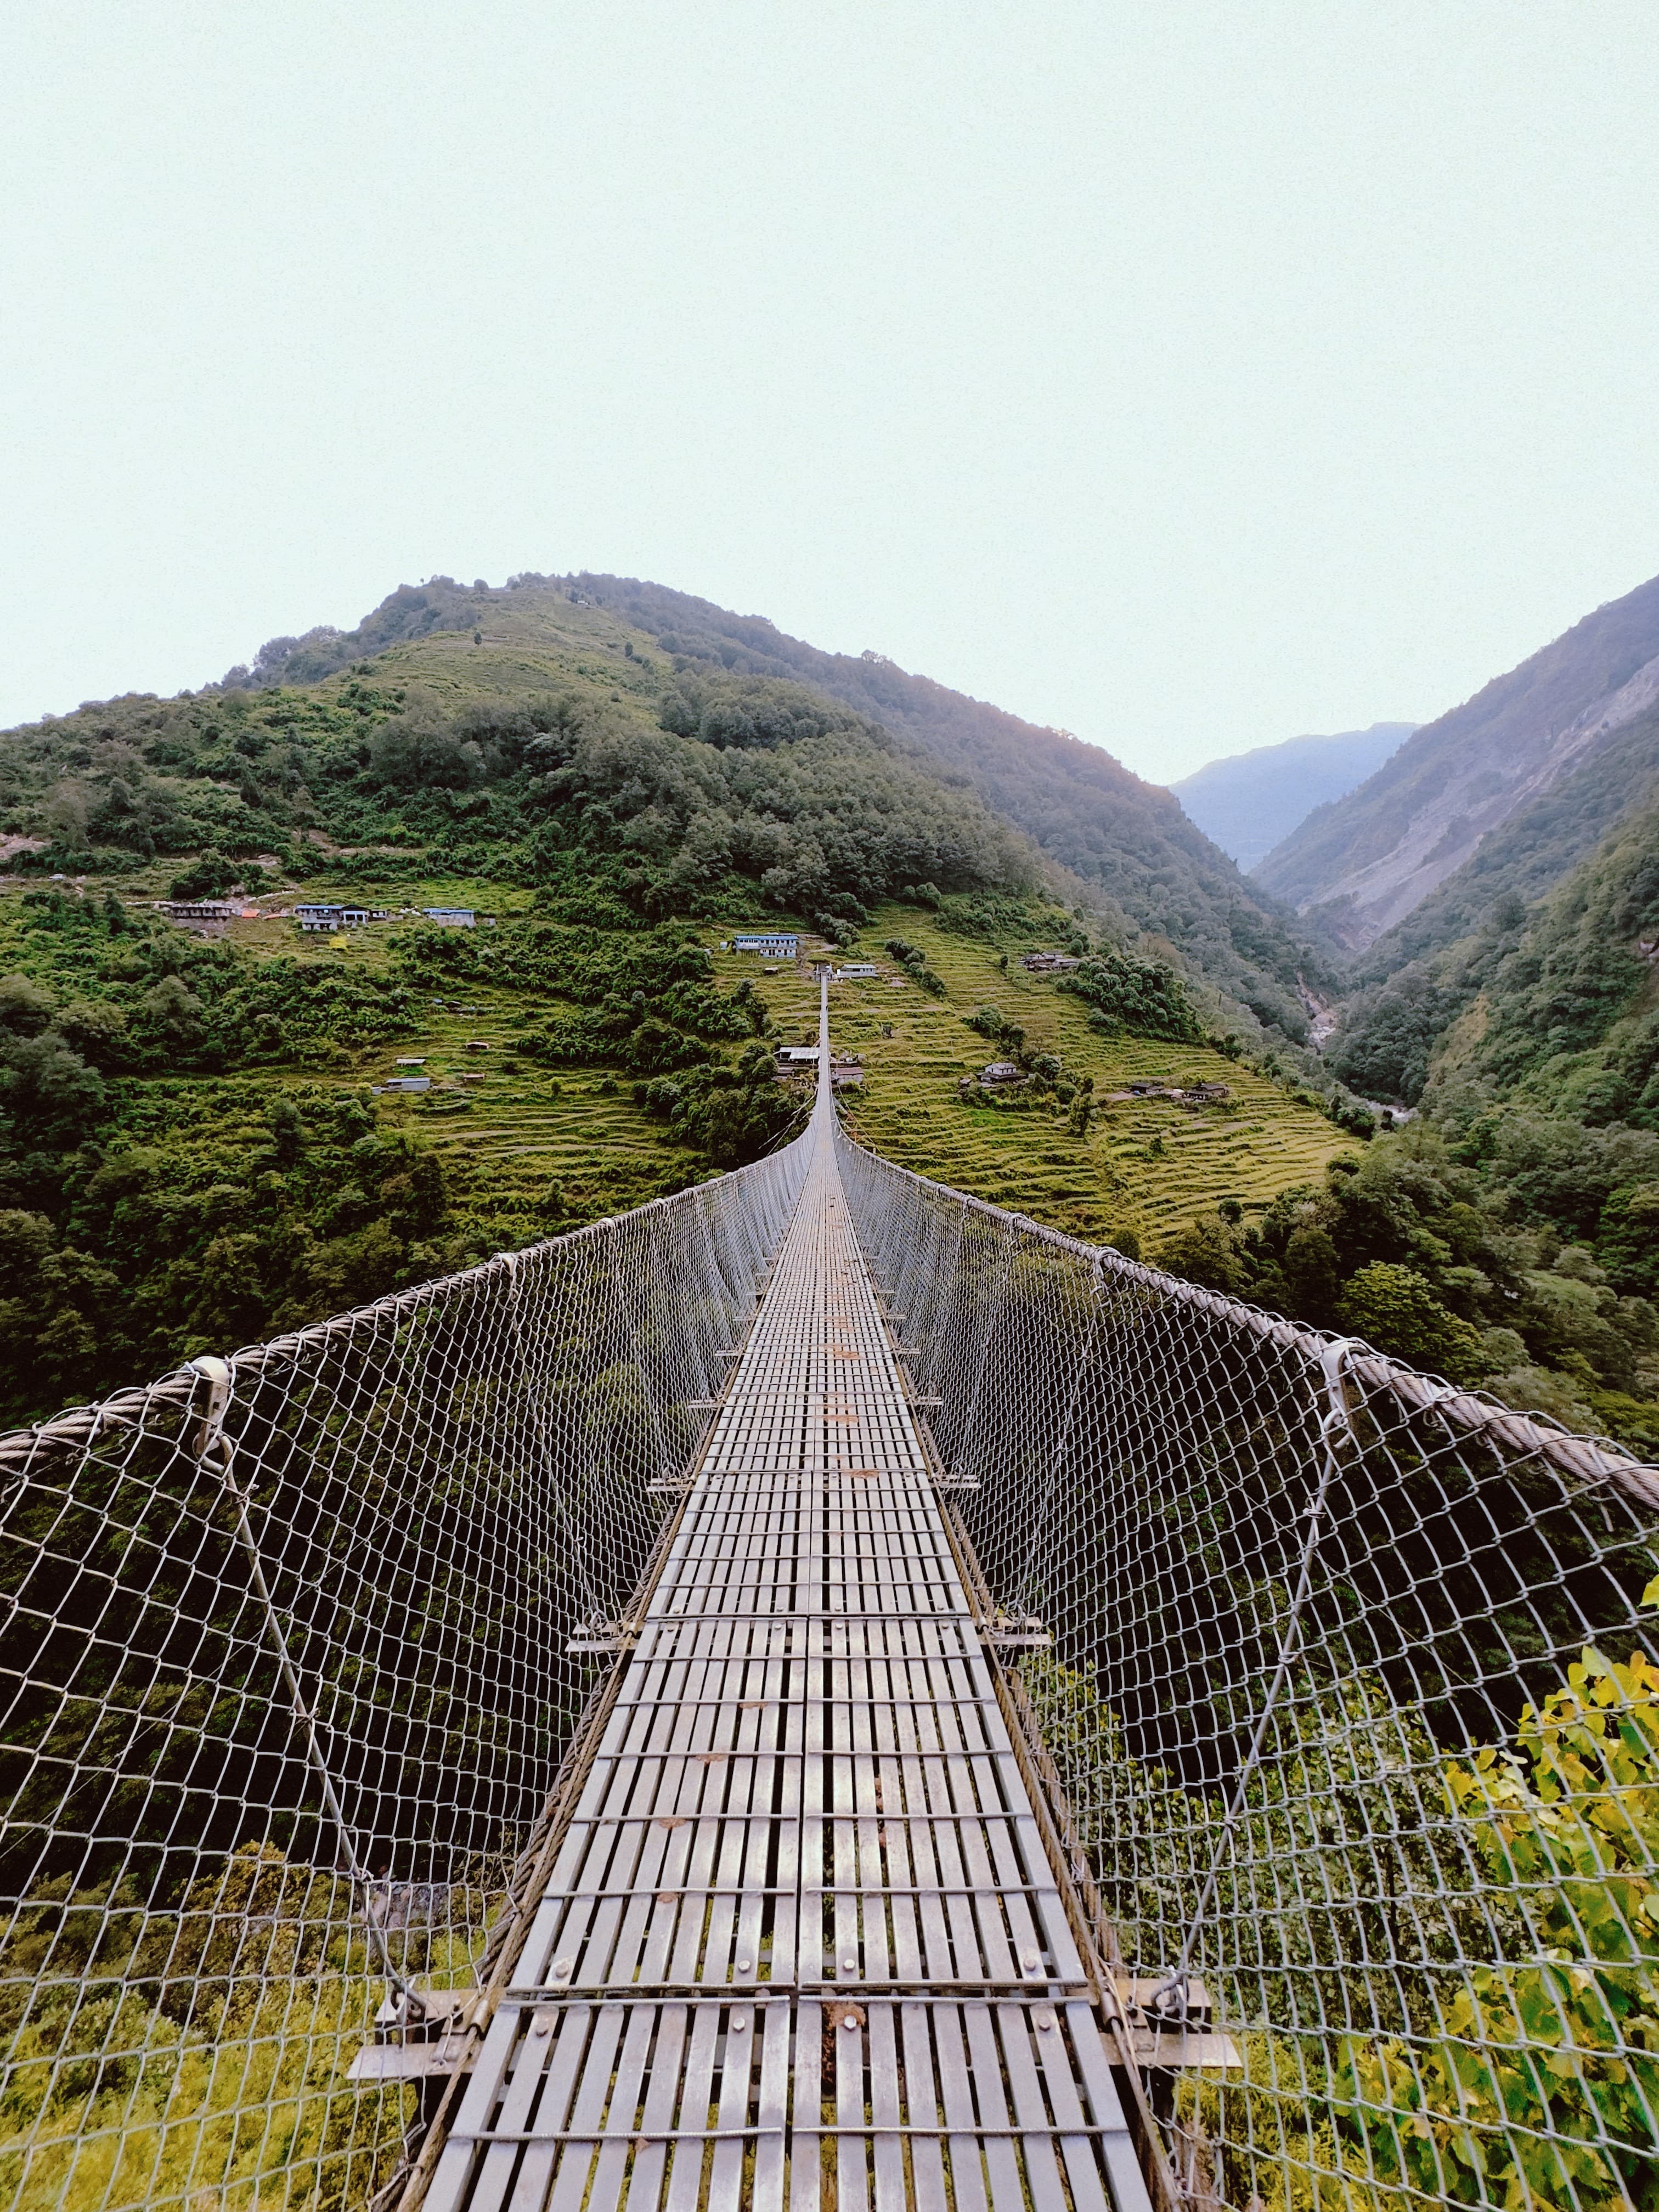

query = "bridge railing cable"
[[834, 1120, 1659, 2212], [0, 1135, 809, 2212]]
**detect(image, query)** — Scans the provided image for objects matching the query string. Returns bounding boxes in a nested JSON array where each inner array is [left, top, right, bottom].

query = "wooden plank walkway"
[[423, 988, 1151, 2212]]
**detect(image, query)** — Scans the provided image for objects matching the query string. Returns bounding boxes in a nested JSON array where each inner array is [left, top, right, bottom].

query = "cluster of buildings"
[[296, 904, 485, 932], [155, 900, 491, 934], [1020, 950, 1083, 972], [774, 1043, 862, 1087], [726, 932, 884, 984], [1112, 1080, 1232, 1105], [294, 903, 391, 932]]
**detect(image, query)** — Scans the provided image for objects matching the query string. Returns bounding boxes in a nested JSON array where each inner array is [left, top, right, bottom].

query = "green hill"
[[1418, 788, 1659, 1129], [0, 582, 1363, 1426], [230, 573, 1322, 1036]]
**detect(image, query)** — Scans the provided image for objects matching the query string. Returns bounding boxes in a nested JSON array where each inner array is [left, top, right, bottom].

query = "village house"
[[1021, 951, 1082, 972], [295, 903, 388, 932], [733, 930, 799, 958], [156, 899, 256, 923]]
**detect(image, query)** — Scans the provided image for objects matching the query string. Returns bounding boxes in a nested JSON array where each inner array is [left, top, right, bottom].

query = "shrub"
[[1059, 947, 1204, 1043], [1338, 1593, 1659, 2209], [1336, 1261, 1485, 1379]]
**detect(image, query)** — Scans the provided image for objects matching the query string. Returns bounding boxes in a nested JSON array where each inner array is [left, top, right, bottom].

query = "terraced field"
[[0, 876, 706, 1249], [715, 907, 1353, 1249], [7, 866, 1350, 1260], [370, 1007, 693, 1237], [237, 894, 704, 1238], [269, 891, 1349, 1251]]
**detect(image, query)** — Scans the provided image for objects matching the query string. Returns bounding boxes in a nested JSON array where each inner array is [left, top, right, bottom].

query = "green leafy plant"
[[1337, 1580, 1659, 2210]]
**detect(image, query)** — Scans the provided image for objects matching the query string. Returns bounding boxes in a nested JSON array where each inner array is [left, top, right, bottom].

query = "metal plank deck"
[[424, 988, 1151, 2212]]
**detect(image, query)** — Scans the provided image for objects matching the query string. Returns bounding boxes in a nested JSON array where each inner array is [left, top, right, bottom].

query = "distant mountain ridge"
[[1347, 702, 1659, 992], [1255, 573, 1659, 949], [1169, 724, 1415, 873]]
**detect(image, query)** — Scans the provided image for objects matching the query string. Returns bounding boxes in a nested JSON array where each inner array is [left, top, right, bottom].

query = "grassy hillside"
[[0, 837, 1361, 1424], [758, 909, 1352, 1244]]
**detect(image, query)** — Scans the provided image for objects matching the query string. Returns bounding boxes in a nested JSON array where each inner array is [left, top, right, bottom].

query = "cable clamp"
[[188, 1356, 233, 1469], [1318, 1335, 1358, 1438]]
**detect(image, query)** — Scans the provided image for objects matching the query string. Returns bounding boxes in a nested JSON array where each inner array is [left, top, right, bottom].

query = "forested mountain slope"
[[7, 636, 1042, 929], [298, 579, 1336, 1044], [533, 578, 1327, 1032], [1255, 571, 1659, 948], [1170, 723, 1414, 873], [1437, 787, 1659, 1124], [1334, 765, 1659, 1119], [229, 572, 1323, 1036]]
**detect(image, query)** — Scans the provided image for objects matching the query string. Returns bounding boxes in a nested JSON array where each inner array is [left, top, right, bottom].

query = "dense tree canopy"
[[1, 671, 1041, 929]]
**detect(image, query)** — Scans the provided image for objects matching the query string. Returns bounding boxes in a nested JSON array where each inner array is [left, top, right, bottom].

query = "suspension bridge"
[[2, 983, 1656, 2212], [391, 993, 1153, 2212]]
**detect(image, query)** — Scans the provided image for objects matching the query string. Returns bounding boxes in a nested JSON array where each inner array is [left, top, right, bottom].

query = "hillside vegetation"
[[3, 654, 1039, 928], [1343, 700, 1659, 997], [9, 566, 1656, 1458], [739, 906, 1353, 1245], [1158, 777, 1659, 1454], [285, 571, 1336, 1035]]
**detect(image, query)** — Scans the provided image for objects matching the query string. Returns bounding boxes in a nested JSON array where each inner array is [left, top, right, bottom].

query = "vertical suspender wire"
[[187, 1355, 414, 1998], [496, 1249, 608, 1630], [1147, 1336, 1358, 2028]]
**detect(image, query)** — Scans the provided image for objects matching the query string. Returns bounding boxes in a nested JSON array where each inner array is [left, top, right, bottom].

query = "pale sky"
[[4, 2, 1658, 782]]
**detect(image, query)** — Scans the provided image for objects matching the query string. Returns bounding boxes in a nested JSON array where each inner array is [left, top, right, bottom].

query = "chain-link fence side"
[[836, 1123, 1659, 2212], [0, 1137, 808, 2212]]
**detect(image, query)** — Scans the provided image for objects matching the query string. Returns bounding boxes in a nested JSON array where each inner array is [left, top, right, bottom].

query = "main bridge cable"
[[187, 1355, 415, 2001], [1146, 1335, 1359, 2032]]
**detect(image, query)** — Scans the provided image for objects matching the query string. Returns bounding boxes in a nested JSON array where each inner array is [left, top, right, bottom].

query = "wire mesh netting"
[[7, 1092, 1659, 2212], [0, 1136, 808, 2212], [834, 1124, 1659, 2212]]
